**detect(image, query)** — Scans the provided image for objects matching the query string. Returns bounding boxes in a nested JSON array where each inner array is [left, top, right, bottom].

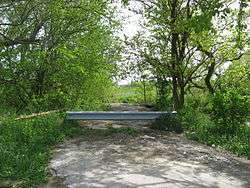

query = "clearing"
[[39, 104, 250, 188]]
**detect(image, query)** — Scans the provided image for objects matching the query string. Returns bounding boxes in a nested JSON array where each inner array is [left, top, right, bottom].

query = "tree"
[[211, 51, 250, 132], [123, 0, 249, 110], [0, 0, 121, 113]]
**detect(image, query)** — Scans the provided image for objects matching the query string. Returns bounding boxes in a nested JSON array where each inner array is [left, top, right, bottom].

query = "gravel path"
[[39, 104, 250, 188]]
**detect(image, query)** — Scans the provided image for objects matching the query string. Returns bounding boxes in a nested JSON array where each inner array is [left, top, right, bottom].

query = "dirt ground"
[[39, 104, 250, 188]]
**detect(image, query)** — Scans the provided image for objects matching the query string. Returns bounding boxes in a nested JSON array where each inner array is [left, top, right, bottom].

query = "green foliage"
[[210, 56, 250, 134], [0, 113, 83, 187], [151, 114, 183, 134], [0, 0, 120, 114], [211, 90, 249, 133], [155, 88, 172, 111], [181, 54, 250, 158], [0, 2, 121, 186], [115, 82, 156, 104], [125, 0, 249, 110], [181, 106, 250, 159], [185, 91, 211, 113]]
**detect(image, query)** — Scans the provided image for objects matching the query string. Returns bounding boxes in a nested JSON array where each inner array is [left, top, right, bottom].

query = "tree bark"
[[170, 0, 182, 110], [205, 59, 216, 94], [156, 76, 168, 109]]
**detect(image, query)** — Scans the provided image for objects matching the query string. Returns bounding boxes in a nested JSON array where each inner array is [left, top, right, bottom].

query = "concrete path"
[[39, 104, 250, 188]]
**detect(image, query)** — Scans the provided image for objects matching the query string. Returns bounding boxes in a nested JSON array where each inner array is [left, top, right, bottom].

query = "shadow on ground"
[[39, 129, 250, 188], [39, 104, 250, 188]]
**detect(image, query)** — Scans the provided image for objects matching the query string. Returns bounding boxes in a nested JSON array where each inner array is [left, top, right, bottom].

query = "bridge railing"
[[66, 111, 177, 120]]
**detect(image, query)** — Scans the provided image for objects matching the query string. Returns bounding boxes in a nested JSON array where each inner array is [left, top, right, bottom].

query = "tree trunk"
[[205, 59, 215, 94], [170, 0, 182, 110], [143, 79, 146, 103], [156, 77, 169, 109]]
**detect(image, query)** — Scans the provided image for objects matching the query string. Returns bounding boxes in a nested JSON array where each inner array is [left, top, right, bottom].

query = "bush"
[[151, 114, 183, 134], [185, 91, 212, 113], [211, 90, 249, 135], [0, 113, 82, 187], [180, 108, 250, 159]]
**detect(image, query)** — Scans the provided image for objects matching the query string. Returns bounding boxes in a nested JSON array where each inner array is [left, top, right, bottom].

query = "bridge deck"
[[66, 111, 176, 120]]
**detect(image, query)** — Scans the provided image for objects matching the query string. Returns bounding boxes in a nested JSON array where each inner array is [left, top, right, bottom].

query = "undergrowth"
[[151, 114, 183, 134], [0, 113, 83, 188], [181, 109, 250, 159], [0, 115, 141, 188]]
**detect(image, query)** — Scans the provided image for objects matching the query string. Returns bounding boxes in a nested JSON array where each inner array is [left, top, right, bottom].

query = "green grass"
[[1, 106, 248, 188], [115, 82, 156, 104], [151, 114, 183, 134], [0, 113, 83, 188], [181, 110, 250, 159], [0, 113, 140, 188]]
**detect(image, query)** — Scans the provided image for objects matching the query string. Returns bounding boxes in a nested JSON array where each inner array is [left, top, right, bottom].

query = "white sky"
[[113, 1, 144, 85], [115, 1, 143, 39]]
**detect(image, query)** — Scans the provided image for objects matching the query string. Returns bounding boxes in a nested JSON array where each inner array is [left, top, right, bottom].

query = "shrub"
[[211, 90, 249, 135], [0, 113, 82, 187], [180, 108, 250, 159], [151, 114, 183, 134]]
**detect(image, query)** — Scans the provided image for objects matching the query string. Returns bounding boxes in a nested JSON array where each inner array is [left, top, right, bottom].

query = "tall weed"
[[0, 113, 82, 187]]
